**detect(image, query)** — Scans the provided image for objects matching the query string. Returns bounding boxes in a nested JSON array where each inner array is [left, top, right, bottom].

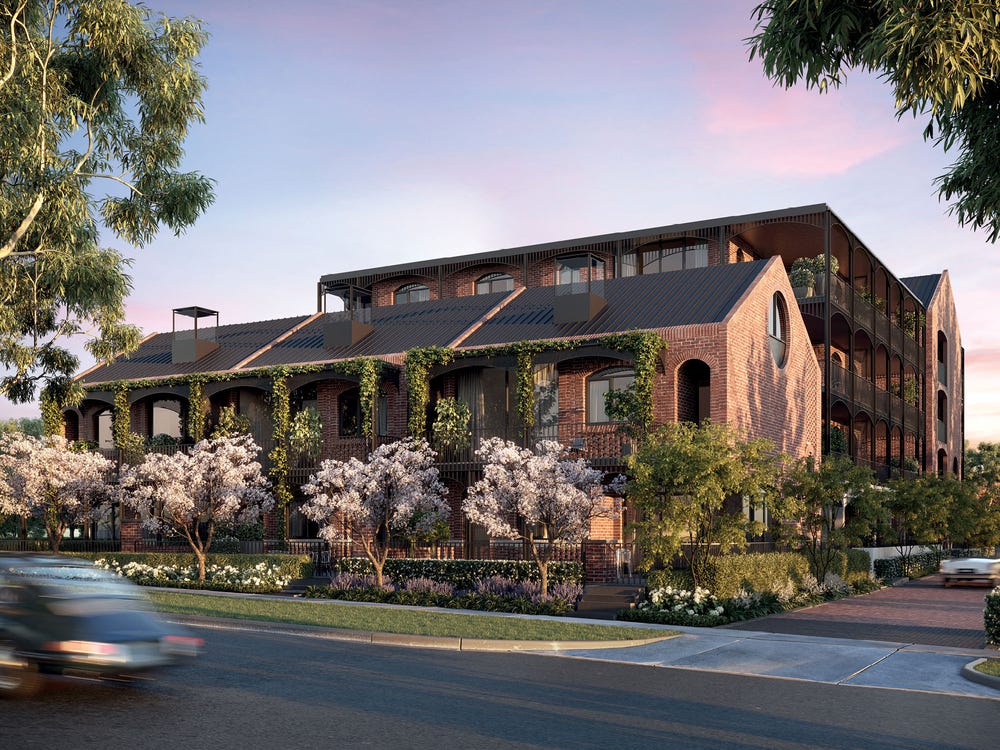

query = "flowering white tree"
[[301, 438, 449, 587], [0, 433, 113, 552], [463, 438, 621, 593], [117, 434, 274, 580]]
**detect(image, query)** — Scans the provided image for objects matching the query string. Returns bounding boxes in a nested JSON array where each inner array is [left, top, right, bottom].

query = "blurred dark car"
[[0, 554, 202, 698]]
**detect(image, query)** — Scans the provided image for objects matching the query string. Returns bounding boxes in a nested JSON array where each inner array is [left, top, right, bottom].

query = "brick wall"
[[371, 274, 438, 308], [922, 272, 964, 475], [443, 263, 523, 298]]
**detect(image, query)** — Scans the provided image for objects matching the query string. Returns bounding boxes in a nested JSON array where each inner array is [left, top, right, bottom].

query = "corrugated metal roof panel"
[[78, 315, 310, 384], [461, 262, 766, 347], [900, 274, 941, 307], [245, 292, 509, 367]]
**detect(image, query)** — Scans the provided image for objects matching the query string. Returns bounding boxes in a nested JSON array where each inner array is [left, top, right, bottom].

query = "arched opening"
[[588, 367, 635, 424], [767, 293, 789, 367], [937, 390, 948, 443], [853, 330, 873, 380], [208, 386, 273, 452], [853, 411, 873, 466], [677, 359, 711, 424], [622, 237, 709, 276], [143, 397, 186, 445], [953, 457, 960, 477], [875, 420, 889, 478], [94, 408, 113, 449], [889, 425, 902, 475], [63, 411, 80, 442], [937, 330, 948, 385], [937, 448, 948, 477], [828, 401, 852, 455], [475, 272, 515, 295], [395, 282, 430, 305], [874, 344, 889, 392]]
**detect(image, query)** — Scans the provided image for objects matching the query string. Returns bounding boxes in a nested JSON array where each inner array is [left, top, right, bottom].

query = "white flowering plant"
[[463, 438, 622, 593], [301, 438, 449, 587], [117, 434, 274, 581], [95, 558, 291, 593], [0, 432, 113, 552]]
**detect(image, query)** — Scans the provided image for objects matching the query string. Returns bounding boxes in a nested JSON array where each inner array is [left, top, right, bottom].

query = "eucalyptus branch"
[[0, 192, 46, 260], [0, 2, 28, 90], [77, 172, 146, 196]]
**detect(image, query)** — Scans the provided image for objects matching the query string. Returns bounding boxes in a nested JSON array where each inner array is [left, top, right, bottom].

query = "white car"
[[939, 557, 1000, 587]]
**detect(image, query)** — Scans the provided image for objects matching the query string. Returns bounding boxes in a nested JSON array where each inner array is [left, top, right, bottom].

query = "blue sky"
[[3, 1, 998, 445]]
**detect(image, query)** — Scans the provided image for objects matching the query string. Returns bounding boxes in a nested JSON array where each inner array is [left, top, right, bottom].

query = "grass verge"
[[147, 591, 672, 642], [973, 659, 1000, 678]]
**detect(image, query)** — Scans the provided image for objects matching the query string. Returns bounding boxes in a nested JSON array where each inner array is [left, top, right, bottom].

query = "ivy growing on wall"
[[269, 370, 292, 542], [404, 331, 666, 438], [187, 379, 207, 442], [403, 346, 455, 435], [112, 386, 143, 460], [39, 391, 64, 437]]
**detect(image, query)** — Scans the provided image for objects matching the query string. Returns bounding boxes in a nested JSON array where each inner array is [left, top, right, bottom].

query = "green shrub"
[[821, 549, 872, 582], [67, 551, 313, 580], [701, 552, 812, 598], [331, 557, 584, 588], [303, 585, 576, 616], [646, 569, 694, 591], [986, 590, 1000, 647], [873, 551, 940, 580]]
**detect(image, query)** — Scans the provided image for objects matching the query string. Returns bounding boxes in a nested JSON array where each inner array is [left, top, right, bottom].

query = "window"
[[621, 241, 709, 277], [475, 272, 515, 295], [339, 389, 360, 437], [587, 368, 635, 423], [768, 292, 788, 367], [556, 255, 605, 287], [394, 282, 429, 305]]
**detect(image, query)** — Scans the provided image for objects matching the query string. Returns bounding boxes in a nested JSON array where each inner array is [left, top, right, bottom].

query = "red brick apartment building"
[[65, 204, 964, 579]]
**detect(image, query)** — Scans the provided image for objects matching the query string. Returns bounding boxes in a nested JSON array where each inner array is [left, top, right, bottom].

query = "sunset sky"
[[3, 1, 997, 445]]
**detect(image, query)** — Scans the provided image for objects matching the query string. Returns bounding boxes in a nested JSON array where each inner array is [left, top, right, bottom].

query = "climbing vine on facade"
[[269, 370, 292, 541], [404, 331, 666, 438]]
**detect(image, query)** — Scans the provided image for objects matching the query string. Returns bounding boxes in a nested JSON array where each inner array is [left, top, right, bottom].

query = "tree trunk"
[[195, 550, 206, 581]]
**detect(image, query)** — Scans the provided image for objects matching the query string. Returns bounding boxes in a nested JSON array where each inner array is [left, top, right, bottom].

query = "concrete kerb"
[[962, 658, 1000, 690], [171, 613, 679, 652], [147, 586, 681, 652]]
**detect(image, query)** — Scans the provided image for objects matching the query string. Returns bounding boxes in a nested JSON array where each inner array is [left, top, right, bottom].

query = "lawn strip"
[[974, 659, 1000, 677], [147, 590, 673, 642]]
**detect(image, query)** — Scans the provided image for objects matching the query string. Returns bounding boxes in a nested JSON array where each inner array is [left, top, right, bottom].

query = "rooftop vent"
[[172, 306, 220, 364]]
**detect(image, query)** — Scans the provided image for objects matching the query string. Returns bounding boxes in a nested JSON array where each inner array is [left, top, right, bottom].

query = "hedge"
[[66, 551, 314, 581], [332, 557, 584, 588], [873, 551, 940, 580], [700, 552, 814, 598], [986, 590, 1000, 647], [304, 586, 577, 616]]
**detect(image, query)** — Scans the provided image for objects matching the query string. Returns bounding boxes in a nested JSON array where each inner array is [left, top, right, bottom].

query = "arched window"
[[621, 240, 709, 276], [937, 330, 947, 385], [475, 272, 514, 295], [767, 292, 789, 367], [395, 282, 429, 305], [587, 367, 635, 424]]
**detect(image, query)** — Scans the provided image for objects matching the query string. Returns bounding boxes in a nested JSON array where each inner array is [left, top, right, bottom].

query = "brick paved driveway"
[[723, 574, 994, 649]]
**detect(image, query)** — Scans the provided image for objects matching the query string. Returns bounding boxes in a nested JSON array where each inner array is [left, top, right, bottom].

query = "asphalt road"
[[2, 624, 997, 750]]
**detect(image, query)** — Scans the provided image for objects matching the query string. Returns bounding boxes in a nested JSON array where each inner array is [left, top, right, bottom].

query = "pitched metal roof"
[[900, 274, 941, 307], [242, 292, 509, 367], [460, 261, 767, 347], [78, 315, 311, 385]]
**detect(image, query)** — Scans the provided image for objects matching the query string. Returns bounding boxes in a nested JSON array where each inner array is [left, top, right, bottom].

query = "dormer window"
[[621, 239, 709, 277], [395, 282, 429, 305], [556, 255, 605, 287], [476, 272, 515, 295]]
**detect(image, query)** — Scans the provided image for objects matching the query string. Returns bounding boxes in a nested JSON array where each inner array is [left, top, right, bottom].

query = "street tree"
[[777, 454, 886, 582], [1, 0, 214, 405], [623, 421, 782, 587], [0, 432, 113, 551], [301, 438, 449, 587], [885, 475, 955, 564], [117, 434, 273, 580], [748, 1, 1000, 241], [463, 438, 620, 594]]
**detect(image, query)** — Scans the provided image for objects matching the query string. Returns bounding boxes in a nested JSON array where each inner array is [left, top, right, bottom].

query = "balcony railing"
[[432, 422, 633, 467]]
